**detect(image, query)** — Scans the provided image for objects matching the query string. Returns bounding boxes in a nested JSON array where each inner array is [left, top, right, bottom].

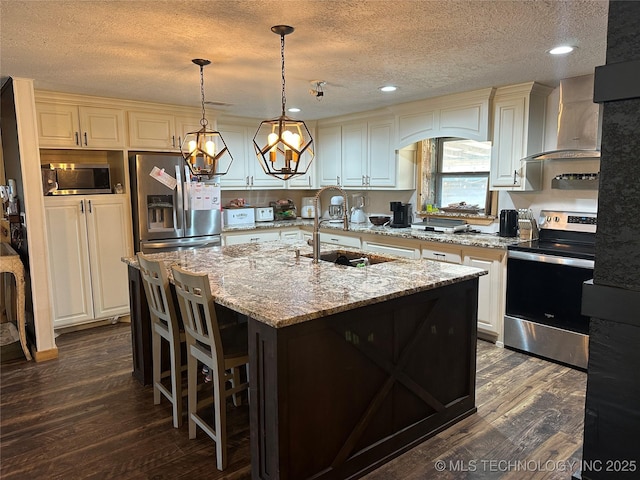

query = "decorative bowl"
[[369, 215, 391, 226]]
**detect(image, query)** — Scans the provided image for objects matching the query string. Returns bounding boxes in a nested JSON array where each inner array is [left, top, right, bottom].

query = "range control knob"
[[554, 216, 561, 222]]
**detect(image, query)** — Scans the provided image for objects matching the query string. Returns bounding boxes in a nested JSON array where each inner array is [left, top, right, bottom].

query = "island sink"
[[302, 249, 395, 267]]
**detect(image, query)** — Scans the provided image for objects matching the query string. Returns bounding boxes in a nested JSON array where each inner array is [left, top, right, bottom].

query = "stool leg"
[[169, 337, 183, 428], [214, 376, 227, 470], [152, 331, 161, 405], [187, 349, 198, 439]]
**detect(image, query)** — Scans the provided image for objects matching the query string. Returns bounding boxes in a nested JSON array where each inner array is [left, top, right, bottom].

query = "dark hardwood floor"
[[0, 322, 586, 479]]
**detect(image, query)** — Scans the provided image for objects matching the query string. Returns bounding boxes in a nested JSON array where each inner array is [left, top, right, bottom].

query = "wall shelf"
[[551, 173, 599, 190]]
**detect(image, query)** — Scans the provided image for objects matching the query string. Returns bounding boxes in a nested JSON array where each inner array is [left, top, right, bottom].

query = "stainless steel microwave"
[[42, 163, 112, 195]]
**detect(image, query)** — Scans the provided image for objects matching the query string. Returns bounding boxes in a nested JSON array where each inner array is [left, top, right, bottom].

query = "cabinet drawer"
[[224, 231, 280, 246], [422, 247, 462, 264], [319, 232, 361, 249], [363, 241, 419, 259]]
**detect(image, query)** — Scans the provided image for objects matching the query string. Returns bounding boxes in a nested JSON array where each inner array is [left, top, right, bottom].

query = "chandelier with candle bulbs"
[[253, 25, 314, 181], [180, 58, 233, 178]]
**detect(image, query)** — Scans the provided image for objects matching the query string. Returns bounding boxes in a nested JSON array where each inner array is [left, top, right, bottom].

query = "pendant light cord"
[[200, 64, 208, 128], [280, 33, 287, 117]]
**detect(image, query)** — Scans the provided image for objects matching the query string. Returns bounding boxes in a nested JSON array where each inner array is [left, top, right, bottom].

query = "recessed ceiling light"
[[380, 85, 397, 92], [549, 45, 575, 55], [288, 107, 301, 113]]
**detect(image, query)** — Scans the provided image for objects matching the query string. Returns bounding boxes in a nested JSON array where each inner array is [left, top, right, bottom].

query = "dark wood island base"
[[249, 278, 479, 480]]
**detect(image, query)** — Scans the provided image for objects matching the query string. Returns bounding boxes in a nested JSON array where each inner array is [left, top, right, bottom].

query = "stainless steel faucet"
[[309, 185, 349, 264]]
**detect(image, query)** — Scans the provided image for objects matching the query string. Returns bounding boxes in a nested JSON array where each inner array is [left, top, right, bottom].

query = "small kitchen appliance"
[[499, 209, 519, 237], [42, 163, 111, 195], [223, 207, 255, 227], [350, 194, 367, 224], [389, 202, 412, 228], [255, 206, 274, 222], [329, 195, 345, 223], [300, 196, 318, 219]]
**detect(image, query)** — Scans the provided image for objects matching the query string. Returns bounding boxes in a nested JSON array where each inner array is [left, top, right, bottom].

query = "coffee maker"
[[390, 202, 412, 228]]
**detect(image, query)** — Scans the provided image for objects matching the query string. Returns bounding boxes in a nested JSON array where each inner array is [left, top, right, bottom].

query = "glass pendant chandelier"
[[253, 25, 314, 181], [180, 59, 233, 178]]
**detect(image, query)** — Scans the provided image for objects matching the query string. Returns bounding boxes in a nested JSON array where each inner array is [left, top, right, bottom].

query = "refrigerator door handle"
[[183, 165, 191, 230], [175, 164, 183, 233]]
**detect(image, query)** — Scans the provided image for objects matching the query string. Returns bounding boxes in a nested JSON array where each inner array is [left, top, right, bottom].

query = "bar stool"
[[138, 253, 185, 428], [171, 265, 249, 471]]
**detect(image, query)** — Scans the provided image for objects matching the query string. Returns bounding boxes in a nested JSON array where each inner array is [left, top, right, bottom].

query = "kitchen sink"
[[302, 249, 396, 267]]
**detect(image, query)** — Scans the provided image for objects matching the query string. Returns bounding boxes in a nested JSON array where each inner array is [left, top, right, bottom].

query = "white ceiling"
[[0, 0, 609, 121]]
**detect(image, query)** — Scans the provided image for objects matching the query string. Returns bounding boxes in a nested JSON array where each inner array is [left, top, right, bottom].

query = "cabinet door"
[[217, 124, 250, 188], [84, 196, 133, 319], [463, 249, 505, 341], [175, 116, 204, 150], [128, 111, 177, 150], [44, 198, 94, 327], [368, 120, 396, 187], [36, 102, 81, 148], [341, 122, 368, 187], [78, 106, 125, 148], [490, 96, 525, 188], [318, 126, 342, 186]]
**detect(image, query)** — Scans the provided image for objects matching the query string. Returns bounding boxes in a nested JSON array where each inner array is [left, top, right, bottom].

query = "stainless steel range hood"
[[523, 74, 601, 161]]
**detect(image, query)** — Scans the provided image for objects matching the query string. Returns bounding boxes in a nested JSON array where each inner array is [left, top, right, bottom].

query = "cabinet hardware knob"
[[75, 132, 80, 146], [84, 132, 88, 146]]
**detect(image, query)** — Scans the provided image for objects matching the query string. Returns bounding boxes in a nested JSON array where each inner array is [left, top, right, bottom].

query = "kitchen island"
[[123, 241, 485, 479]]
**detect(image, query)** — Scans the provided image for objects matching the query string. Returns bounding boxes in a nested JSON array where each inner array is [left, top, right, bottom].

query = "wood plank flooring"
[[0, 323, 586, 479]]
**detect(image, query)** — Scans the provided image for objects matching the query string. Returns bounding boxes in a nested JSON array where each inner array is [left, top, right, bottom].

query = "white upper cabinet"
[[341, 121, 368, 187], [217, 123, 285, 189], [318, 125, 342, 186], [36, 102, 125, 149], [489, 82, 553, 191], [368, 119, 396, 188], [128, 111, 178, 150], [317, 117, 412, 190]]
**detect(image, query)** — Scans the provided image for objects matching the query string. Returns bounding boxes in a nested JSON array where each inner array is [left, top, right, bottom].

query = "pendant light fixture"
[[253, 25, 314, 181], [180, 58, 233, 178]]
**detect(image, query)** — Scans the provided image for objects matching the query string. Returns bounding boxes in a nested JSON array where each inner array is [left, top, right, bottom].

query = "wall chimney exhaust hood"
[[523, 74, 601, 162]]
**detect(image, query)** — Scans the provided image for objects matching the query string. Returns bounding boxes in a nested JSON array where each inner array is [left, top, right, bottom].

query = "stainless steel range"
[[504, 210, 596, 369]]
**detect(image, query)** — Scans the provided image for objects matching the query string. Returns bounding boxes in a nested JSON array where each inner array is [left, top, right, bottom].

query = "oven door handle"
[[508, 250, 595, 269]]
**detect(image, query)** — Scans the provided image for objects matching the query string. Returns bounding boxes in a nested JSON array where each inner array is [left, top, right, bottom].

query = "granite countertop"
[[124, 241, 486, 329], [224, 218, 522, 250]]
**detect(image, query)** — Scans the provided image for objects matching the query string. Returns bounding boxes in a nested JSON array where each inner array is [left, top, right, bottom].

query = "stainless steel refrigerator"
[[129, 152, 222, 253]]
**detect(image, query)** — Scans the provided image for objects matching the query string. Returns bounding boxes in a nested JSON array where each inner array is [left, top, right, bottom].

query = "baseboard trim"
[[33, 347, 59, 362]]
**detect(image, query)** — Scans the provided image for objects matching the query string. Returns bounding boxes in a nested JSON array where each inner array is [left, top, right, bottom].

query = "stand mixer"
[[328, 195, 344, 223], [350, 194, 367, 224]]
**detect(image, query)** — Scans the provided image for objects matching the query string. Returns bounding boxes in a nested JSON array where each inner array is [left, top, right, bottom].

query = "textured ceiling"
[[0, 0, 608, 120]]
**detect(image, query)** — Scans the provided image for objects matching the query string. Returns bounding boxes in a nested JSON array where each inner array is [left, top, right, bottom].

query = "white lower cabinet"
[[462, 247, 506, 343], [44, 195, 133, 328]]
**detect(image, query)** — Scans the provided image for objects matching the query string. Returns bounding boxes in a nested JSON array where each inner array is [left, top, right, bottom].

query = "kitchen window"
[[434, 138, 492, 210]]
